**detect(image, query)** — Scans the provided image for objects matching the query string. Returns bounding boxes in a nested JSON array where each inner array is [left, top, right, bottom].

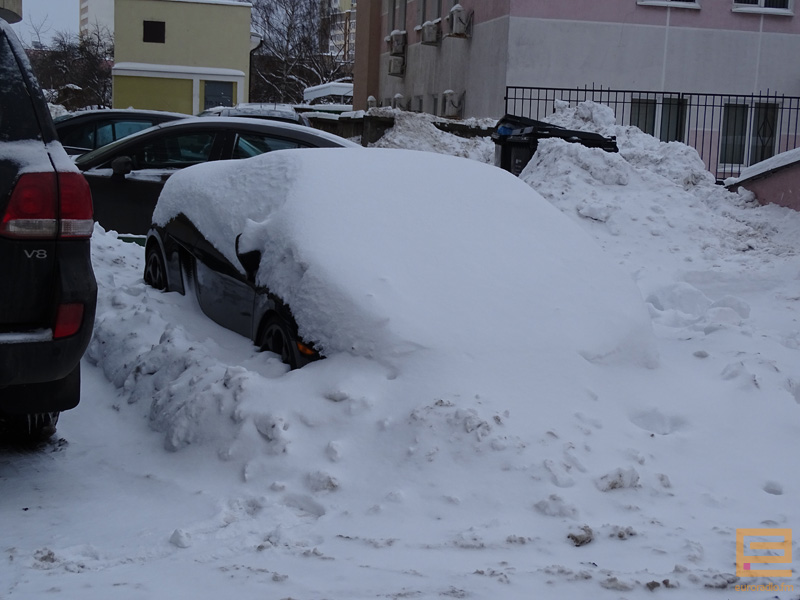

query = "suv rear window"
[[0, 34, 42, 142]]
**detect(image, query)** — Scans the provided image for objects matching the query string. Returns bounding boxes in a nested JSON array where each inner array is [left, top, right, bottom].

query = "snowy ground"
[[2, 103, 800, 599]]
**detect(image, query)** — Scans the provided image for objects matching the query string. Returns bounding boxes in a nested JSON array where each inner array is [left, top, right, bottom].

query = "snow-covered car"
[[144, 148, 658, 372], [0, 19, 97, 441], [74, 117, 357, 236], [198, 103, 311, 127]]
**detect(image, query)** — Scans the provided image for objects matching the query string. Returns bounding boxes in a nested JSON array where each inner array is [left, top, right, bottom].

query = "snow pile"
[[367, 108, 495, 163], [16, 103, 800, 598], [48, 103, 69, 119], [521, 100, 800, 298]]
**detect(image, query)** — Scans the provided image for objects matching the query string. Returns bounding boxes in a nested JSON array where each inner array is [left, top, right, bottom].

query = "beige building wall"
[[114, 75, 194, 114], [113, 0, 252, 113]]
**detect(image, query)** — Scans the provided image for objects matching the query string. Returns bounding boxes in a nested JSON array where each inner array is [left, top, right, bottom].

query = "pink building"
[[355, 0, 800, 117], [353, 0, 800, 178]]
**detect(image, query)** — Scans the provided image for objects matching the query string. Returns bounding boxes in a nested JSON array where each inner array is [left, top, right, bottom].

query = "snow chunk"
[[595, 467, 640, 491]]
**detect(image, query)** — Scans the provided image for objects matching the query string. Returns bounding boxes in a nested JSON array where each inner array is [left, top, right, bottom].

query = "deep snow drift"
[[2, 103, 800, 599]]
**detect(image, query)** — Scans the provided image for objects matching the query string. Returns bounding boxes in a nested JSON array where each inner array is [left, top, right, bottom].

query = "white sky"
[[10, 0, 80, 46]]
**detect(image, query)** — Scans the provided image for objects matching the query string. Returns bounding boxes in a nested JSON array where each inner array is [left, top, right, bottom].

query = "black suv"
[[0, 20, 97, 441]]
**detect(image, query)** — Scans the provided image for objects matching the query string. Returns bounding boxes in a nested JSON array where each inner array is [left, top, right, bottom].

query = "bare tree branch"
[[249, 0, 351, 104], [27, 24, 114, 110]]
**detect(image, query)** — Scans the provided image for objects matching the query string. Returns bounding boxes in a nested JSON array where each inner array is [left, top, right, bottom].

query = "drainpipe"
[[660, 7, 670, 92], [753, 15, 764, 94]]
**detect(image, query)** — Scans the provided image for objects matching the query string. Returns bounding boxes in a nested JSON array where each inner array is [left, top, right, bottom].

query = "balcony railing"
[[505, 86, 800, 181]]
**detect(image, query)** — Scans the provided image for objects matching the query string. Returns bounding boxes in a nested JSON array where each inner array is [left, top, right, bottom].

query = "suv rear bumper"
[[0, 244, 96, 414]]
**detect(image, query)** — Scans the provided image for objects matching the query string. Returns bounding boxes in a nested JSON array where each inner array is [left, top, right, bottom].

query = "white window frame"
[[732, 0, 793, 14], [637, 0, 701, 8], [718, 98, 782, 169]]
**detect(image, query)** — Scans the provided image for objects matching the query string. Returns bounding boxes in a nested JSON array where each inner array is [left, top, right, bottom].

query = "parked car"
[[144, 148, 656, 375], [54, 109, 189, 156], [0, 19, 97, 441], [74, 117, 357, 236], [198, 103, 310, 126]]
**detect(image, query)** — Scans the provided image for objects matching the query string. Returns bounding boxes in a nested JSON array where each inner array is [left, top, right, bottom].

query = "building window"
[[750, 103, 778, 164], [720, 102, 780, 166], [733, 0, 792, 11], [143, 20, 165, 43], [720, 103, 748, 165], [204, 81, 234, 109], [637, 0, 700, 8], [660, 98, 687, 143], [630, 97, 685, 142], [631, 99, 656, 136], [389, 0, 407, 32]]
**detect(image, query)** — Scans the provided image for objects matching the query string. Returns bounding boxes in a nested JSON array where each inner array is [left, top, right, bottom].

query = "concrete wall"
[[380, 10, 511, 118]]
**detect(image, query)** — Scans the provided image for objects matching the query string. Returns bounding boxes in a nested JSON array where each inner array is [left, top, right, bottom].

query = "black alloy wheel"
[[259, 313, 302, 370], [144, 243, 167, 290]]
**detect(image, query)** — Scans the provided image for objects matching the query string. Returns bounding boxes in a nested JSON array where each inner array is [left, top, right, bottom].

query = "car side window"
[[96, 123, 113, 148], [132, 132, 216, 169], [232, 133, 301, 159], [114, 120, 154, 140], [60, 124, 96, 150]]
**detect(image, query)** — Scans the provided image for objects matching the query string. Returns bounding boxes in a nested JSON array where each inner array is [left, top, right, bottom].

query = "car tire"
[[0, 411, 59, 444], [259, 313, 303, 370], [144, 242, 167, 290]]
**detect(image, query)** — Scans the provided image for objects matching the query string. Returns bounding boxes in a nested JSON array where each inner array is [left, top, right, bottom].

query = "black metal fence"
[[505, 86, 800, 181]]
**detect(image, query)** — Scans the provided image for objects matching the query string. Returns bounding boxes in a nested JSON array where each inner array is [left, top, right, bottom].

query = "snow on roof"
[[112, 62, 245, 78], [726, 146, 800, 186], [161, 0, 252, 7], [303, 82, 353, 103]]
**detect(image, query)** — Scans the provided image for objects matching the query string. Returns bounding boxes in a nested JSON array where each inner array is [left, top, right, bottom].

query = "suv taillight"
[[1, 172, 94, 239], [58, 172, 95, 238]]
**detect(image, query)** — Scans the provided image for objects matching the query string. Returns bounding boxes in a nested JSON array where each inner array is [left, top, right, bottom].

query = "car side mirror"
[[111, 156, 133, 176], [235, 233, 261, 283]]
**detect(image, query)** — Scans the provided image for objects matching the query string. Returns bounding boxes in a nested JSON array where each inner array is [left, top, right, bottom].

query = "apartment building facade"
[[356, 1, 799, 115], [80, 0, 114, 36], [329, 0, 357, 63]]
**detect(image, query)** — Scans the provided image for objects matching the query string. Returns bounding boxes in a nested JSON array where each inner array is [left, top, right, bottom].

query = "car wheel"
[[0, 412, 59, 444], [259, 313, 303, 370], [144, 242, 167, 290]]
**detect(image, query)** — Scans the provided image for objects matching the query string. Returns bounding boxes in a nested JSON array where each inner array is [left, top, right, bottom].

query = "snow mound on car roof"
[[157, 148, 657, 387]]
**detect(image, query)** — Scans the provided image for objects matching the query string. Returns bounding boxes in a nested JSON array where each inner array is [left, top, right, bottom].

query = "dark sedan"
[[54, 108, 188, 155], [74, 117, 357, 236]]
